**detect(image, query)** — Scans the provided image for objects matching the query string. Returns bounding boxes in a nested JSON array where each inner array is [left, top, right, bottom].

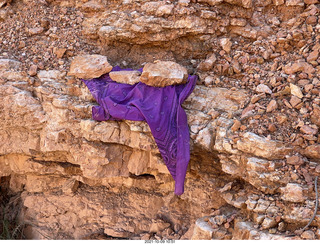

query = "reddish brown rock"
[[283, 62, 315, 75], [266, 100, 278, 112], [307, 50, 319, 62], [290, 96, 302, 108], [197, 53, 217, 71], [311, 105, 320, 126], [286, 155, 304, 166], [304, 0, 318, 4], [53, 47, 67, 59], [303, 144, 320, 159], [300, 125, 318, 135], [231, 119, 241, 132], [28, 65, 38, 77]]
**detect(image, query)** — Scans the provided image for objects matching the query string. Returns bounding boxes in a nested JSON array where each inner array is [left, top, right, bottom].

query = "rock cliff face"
[[1, 0, 320, 240]]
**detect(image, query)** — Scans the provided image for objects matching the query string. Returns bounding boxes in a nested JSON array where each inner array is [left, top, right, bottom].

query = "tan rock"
[[230, 18, 247, 26], [280, 183, 305, 202], [149, 219, 171, 233], [256, 84, 272, 94], [68, 55, 113, 79], [266, 100, 278, 112], [311, 104, 320, 126], [284, 62, 315, 75], [37, 70, 65, 82], [140, 60, 188, 87], [197, 53, 217, 71], [28, 27, 44, 35], [286, 0, 305, 6], [273, 0, 285, 5], [156, 4, 174, 16], [81, 0, 104, 12], [261, 217, 277, 230], [220, 38, 232, 53], [286, 155, 304, 166], [303, 144, 320, 159], [301, 230, 315, 240], [53, 47, 67, 59], [197, 0, 223, 6], [290, 96, 302, 108], [231, 120, 241, 132], [290, 83, 303, 98], [109, 70, 141, 85], [0, 58, 21, 71], [236, 132, 293, 160], [304, 0, 318, 3], [191, 217, 214, 240], [28, 64, 37, 77], [300, 125, 318, 135]]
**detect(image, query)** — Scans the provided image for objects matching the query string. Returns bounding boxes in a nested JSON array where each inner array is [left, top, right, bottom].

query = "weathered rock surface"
[[109, 70, 141, 85], [68, 55, 113, 79], [140, 61, 188, 87]]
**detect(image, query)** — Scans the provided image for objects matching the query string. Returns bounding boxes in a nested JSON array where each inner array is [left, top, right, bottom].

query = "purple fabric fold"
[[82, 66, 197, 195]]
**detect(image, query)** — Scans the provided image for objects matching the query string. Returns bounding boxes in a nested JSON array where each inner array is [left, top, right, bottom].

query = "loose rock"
[[266, 100, 278, 112], [68, 55, 113, 79], [109, 70, 141, 85], [140, 60, 188, 87]]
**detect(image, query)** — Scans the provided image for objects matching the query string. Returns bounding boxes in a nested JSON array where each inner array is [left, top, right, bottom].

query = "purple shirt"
[[82, 67, 197, 195]]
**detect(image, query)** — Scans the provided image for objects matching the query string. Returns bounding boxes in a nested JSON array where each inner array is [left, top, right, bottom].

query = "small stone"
[[278, 222, 286, 232], [306, 16, 317, 25], [286, 0, 305, 6], [28, 27, 44, 35], [284, 62, 315, 75], [276, 115, 287, 124], [53, 47, 67, 59], [304, 144, 320, 159], [261, 217, 277, 230], [304, 0, 318, 4], [286, 155, 304, 166], [280, 183, 305, 202], [290, 96, 302, 108], [231, 120, 241, 132], [18, 41, 26, 49], [156, 4, 174, 16], [197, 53, 217, 71], [109, 70, 141, 85], [268, 123, 277, 132], [311, 104, 320, 126], [256, 84, 272, 94], [204, 76, 214, 86], [305, 84, 313, 92], [220, 38, 232, 53], [232, 61, 241, 74], [150, 219, 171, 233], [251, 94, 264, 103], [266, 100, 278, 112], [290, 83, 303, 98], [230, 18, 247, 27], [28, 65, 37, 77], [301, 230, 315, 240], [68, 54, 113, 79], [300, 125, 318, 135], [307, 50, 319, 63], [140, 60, 188, 87]]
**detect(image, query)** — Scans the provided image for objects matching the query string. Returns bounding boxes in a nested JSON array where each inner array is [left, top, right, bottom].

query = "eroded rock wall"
[[0, 0, 320, 240]]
